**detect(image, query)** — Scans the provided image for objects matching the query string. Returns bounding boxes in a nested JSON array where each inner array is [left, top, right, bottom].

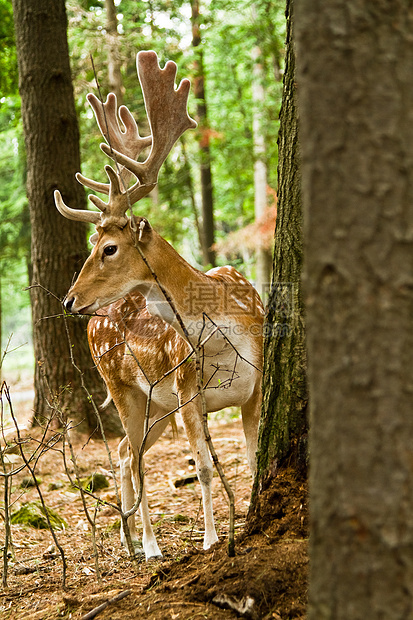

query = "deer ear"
[[131, 216, 152, 244], [89, 231, 99, 246]]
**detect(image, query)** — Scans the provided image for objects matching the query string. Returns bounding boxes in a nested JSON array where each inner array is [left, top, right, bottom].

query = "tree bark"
[[295, 1, 413, 618], [248, 0, 307, 531], [12, 0, 122, 436], [191, 0, 215, 268]]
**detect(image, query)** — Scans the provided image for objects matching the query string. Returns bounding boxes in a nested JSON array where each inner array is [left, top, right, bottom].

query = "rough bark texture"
[[295, 2, 413, 618], [248, 0, 307, 527], [191, 0, 216, 267], [12, 0, 122, 436]]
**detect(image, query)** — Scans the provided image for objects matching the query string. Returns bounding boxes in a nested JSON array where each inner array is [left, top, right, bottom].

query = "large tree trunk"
[[248, 0, 307, 531], [12, 0, 122, 436], [295, 1, 413, 618], [191, 0, 216, 268]]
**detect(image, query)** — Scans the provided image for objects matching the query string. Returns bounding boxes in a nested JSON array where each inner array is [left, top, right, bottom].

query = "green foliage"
[[0, 0, 18, 97], [0, 97, 29, 260], [1, 0, 285, 365], [105, 517, 121, 532], [173, 513, 190, 522], [0, 95, 31, 352], [81, 472, 110, 492], [20, 476, 42, 489], [65, 0, 284, 264], [10, 501, 67, 530], [204, 0, 284, 236]]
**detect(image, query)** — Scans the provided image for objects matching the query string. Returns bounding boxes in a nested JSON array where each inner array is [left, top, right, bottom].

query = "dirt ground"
[[0, 393, 308, 620]]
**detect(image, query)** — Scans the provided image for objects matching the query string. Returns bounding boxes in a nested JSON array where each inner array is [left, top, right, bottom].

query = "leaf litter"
[[0, 412, 308, 619]]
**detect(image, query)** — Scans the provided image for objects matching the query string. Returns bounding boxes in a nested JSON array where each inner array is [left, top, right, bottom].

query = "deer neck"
[[136, 233, 212, 340]]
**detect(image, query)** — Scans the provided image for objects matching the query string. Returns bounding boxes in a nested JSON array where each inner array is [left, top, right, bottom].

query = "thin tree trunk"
[[181, 136, 203, 256], [105, 0, 124, 105], [12, 0, 123, 436], [296, 1, 413, 617], [248, 0, 307, 531], [251, 44, 272, 297], [191, 0, 215, 268]]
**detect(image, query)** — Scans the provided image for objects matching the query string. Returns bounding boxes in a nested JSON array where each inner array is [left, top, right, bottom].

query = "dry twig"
[[80, 588, 132, 620]]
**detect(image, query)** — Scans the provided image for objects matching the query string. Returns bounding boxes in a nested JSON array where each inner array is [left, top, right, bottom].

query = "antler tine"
[[86, 165, 130, 226], [82, 93, 152, 195], [54, 190, 101, 225], [88, 93, 152, 158], [100, 50, 197, 207], [75, 172, 110, 196]]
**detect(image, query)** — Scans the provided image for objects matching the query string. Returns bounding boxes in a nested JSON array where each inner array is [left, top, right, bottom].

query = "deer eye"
[[103, 245, 117, 257]]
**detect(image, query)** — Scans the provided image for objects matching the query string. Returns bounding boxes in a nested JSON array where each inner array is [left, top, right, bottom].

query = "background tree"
[[105, 0, 124, 105], [202, 0, 283, 281], [247, 0, 308, 531], [12, 0, 122, 435], [295, 1, 413, 617], [191, 0, 216, 267], [251, 41, 272, 295]]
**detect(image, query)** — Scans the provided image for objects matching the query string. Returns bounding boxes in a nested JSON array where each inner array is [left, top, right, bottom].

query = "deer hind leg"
[[180, 399, 219, 550], [240, 381, 262, 477]]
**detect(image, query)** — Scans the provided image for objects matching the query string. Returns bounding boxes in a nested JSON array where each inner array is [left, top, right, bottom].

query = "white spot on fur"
[[233, 298, 249, 311]]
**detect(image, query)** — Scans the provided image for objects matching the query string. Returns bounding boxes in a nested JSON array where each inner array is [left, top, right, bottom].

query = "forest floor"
[[0, 380, 308, 620]]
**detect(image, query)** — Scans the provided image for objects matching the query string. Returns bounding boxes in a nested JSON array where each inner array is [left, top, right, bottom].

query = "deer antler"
[[76, 92, 152, 196], [54, 51, 196, 227]]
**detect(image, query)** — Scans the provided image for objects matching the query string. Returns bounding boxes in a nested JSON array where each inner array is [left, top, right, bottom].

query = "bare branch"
[[4, 384, 68, 587]]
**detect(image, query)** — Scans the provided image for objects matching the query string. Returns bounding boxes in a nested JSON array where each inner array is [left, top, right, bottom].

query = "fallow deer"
[[54, 51, 263, 559]]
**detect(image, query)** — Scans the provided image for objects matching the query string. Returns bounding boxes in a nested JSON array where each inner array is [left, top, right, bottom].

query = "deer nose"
[[64, 297, 75, 313]]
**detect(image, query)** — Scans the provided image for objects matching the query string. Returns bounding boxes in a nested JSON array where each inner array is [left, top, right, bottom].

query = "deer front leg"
[[117, 390, 169, 560], [180, 399, 219, 550], [125, 407, 170, 560]]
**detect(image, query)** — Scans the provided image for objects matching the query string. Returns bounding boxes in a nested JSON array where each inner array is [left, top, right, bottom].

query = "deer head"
[[54, 51, 196, 314]]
